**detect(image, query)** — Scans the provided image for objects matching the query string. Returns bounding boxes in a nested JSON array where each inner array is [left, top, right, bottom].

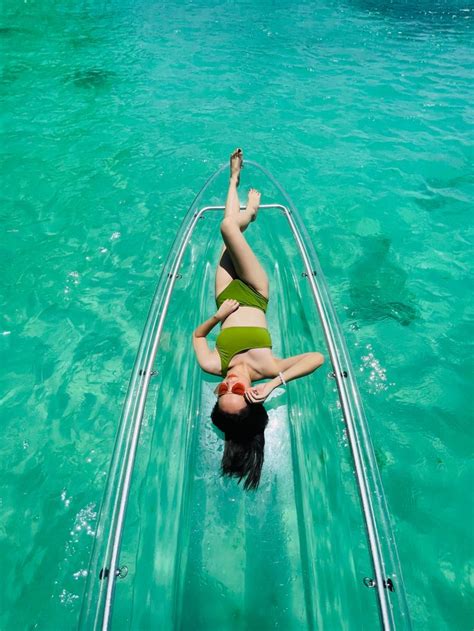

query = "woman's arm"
[[271, 352, 324, 388], [192, 315, 221, 375], [192, 299, 240, 375], [193, 314, 220, 339], [244, 352, 325, 404]]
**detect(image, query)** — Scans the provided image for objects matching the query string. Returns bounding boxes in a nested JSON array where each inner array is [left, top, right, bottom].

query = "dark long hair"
[[211, 402, 269, 491]]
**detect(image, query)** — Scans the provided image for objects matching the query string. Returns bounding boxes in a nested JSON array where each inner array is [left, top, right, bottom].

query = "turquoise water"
[[1, 0, 473, 628]]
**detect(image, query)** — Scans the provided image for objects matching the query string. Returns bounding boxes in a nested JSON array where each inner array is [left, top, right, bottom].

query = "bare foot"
[[245, 188, 261, 222], [234, 188, 261, 231], [230, 148, 243, 186]]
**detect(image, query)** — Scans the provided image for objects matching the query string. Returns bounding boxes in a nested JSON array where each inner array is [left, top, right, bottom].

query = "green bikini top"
[[216, 327, 272, 375]]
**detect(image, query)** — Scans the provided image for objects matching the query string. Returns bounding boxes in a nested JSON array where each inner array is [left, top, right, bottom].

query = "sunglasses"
[[215, 381, 247, 397]]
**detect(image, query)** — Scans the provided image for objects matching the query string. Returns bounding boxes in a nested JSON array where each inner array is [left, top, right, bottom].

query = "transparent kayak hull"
[[80, 161, 411, 630]]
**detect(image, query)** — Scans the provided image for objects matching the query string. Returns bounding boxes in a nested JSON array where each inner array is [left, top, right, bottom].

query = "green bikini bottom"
[[216, 327, 272, 375], [216, 279, 268, 313]]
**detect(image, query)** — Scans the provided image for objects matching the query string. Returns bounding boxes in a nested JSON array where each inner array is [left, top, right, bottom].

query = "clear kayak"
[[80, 161, 412, 630]]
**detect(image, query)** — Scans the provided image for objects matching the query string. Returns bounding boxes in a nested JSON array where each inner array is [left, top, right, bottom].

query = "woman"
[[192, 148, 325, 490]]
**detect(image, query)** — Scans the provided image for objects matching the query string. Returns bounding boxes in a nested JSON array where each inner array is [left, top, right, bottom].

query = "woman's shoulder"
[[200, 350, 223, 376], [254, 353, 305, 379], [247, 349, 279, 380]]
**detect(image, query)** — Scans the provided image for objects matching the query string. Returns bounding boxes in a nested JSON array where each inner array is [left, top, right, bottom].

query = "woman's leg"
[[215, 149, 268, 298], [224, 148, 242, 219], [215, 149, 242, 296], [219, 189, 269, 298]]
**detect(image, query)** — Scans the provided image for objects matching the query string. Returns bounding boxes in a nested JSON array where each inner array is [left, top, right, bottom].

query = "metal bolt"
[[115, 566, 128, 580]]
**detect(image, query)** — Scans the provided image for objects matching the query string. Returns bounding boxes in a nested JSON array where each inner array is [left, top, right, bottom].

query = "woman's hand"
[[244, 381, 275, 405], [215, 299, 239, 322]]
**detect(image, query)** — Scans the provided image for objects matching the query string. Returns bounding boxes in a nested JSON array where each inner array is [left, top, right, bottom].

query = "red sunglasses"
[[216, 381, 247, 397]]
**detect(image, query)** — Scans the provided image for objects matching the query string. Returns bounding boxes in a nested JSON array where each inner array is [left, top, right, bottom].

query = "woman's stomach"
[[221, 306, 268, 329]]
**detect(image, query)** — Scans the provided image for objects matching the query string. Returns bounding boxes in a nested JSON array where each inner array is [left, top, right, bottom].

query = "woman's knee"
[[220, 216, 239, 238]]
